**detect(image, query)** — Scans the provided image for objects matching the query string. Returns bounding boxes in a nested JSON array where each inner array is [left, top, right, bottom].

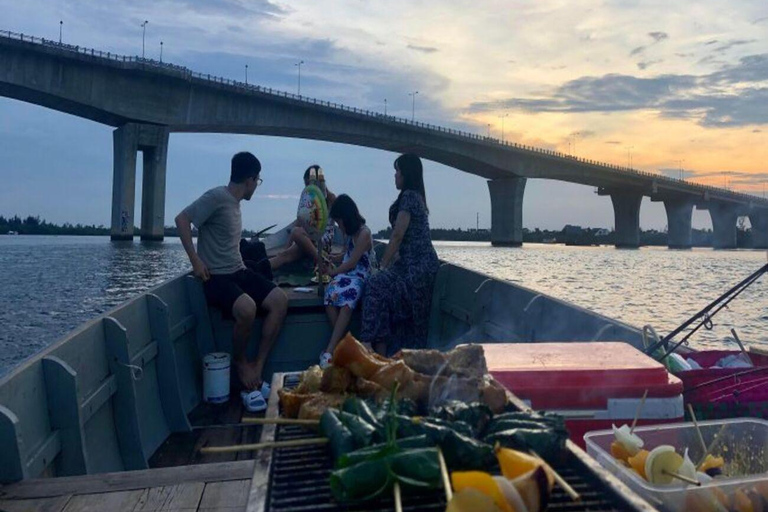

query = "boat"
[[0, 229, 689, 511], [6, 230, 18, 235]]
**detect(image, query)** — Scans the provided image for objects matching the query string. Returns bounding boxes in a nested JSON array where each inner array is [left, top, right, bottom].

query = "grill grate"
[[264, 376, 637, 512]]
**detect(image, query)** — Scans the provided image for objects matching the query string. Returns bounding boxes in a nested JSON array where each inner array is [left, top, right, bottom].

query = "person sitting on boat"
[[319, 194, 376, 368], [269, 164, 337, 271], [175, 152, 288, 395], [360, 153, 439, 355]]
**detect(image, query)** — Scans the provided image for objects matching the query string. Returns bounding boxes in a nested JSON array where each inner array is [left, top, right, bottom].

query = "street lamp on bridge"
[[409, 91, 419, 121], [295, 60, 304, 95], [627, 146, 634, 169], [59, 21, 62, 44], [141, 20, 149, 59], [160, 41, 163, 63], [245, 64, 248, 85], [676, 159, 685, 180], [384, 98, 387, 115], [499, 113, 509, 143], [487, 123, 491, 137]]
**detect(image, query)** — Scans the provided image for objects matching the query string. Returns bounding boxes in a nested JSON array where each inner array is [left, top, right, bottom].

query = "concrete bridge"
[[2, 30, 767, 248]]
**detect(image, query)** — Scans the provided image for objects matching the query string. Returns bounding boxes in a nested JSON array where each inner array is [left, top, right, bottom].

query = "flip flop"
[[240, 382, 271, 413]]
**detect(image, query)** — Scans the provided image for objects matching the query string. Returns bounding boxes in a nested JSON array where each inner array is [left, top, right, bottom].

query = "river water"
[[1, 235, 766, 375]]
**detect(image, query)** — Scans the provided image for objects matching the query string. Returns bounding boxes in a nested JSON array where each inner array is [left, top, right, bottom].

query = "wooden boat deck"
[[0, 394, 266, 511]]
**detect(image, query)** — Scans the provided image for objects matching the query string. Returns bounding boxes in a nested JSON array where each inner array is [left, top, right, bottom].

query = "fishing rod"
[[645, 262, 768, 361]]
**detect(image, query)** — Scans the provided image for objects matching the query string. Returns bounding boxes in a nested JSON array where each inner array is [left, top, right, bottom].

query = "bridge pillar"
[[708, 203, 739, 249], [488, 177, 526, 246], [749, 211, 768, 248], [663, 199, 694, 249], [609, 191, 642, 248], [110, 124, 169, 241], [139, 126, 170, 241]]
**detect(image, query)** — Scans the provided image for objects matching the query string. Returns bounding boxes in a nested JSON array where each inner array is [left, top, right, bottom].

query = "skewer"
[[199, 437, 328, 454], [697, 424, 728, 468], [662, 470, 701, 486], [687, 404, 708, 462], [437, 447, 453, 502], [241, 417, 319, 426], [630, 390, 649, 434], [393, 482, 403, 512], [530, 450, 581, 502]]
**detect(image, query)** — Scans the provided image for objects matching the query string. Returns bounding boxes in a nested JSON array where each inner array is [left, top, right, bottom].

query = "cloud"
[[648, 31, 668, 43], [262, 194, 300, 200], [468, 53, 768, 127], [630, 46, 646, 57], [407, 44, 439, 54], [713, 39, 756, 53], [605, 141, 622, 145], [637, 59, 662, 70]]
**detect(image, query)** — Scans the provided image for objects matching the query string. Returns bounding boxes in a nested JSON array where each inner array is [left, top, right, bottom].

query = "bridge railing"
[[2, 29, 764, 205]]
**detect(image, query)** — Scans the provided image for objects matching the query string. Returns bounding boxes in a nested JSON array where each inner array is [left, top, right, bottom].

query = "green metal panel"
[[147, 293, 192, 432], [104, 317, 149, 470], [0, 404, 25, 482], [41, 356, 88, 476]]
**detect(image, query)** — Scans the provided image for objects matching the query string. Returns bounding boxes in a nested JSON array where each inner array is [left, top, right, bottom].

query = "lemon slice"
[[612, 424, 643, 456], [645, 445, 684, 485]]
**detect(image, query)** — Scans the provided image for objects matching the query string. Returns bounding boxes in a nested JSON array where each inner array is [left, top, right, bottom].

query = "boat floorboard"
[[0, 396, 267, 511]]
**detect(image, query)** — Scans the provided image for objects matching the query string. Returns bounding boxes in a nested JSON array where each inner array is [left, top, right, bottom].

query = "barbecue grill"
[[246, 373, 658, 512]]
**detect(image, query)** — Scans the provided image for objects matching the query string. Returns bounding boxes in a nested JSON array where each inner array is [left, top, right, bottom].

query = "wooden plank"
[[0, 495, 71, 512], [185, 276, 216, 357], [170, 315, 197, 342], [79, 376, 117, 425], [147, 294, 193, 433], [0, 404, 26, 483], [131, 483, 204, 511], [1, 460, 255, 499], [104, 317, 149, 470], [62, 489, 145, 512], [25, 431, 61, 480], [192, 398, 246, 465], [198, 480, 249, 511], [42, 356, 88, 476]]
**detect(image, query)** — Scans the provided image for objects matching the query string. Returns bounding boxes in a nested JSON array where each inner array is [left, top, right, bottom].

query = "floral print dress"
[[361, 190, 440, 354], [323, 228, 376, 309]]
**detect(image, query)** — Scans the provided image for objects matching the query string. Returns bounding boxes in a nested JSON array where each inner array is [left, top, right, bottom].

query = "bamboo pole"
[[530, 450, 580, 502], [697, 424, 728, 468], [630, 390, 649, 434], [199, 437, 328, 454], [393, 482, 403, 512], [662, 470, 701, 486], [687, 404, 708, 461], [241, 417, 319, 426], [437, 447, 453, 502]]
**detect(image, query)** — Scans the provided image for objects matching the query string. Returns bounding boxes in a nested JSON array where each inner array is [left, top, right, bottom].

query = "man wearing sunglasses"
[[176, 152, 287, 395]]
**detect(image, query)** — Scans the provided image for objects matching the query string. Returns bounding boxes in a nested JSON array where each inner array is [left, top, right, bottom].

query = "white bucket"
[[203, 352, 231, 404]]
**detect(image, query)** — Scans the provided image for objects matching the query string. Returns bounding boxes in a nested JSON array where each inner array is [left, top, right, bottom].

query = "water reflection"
[[0, 236, 766, 376]]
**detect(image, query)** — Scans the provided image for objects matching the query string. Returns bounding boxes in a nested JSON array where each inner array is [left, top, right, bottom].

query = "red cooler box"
[[484, 342, 684, 448]]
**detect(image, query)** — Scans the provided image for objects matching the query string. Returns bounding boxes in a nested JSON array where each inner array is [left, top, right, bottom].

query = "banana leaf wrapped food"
[[330, 447, 442, 502]]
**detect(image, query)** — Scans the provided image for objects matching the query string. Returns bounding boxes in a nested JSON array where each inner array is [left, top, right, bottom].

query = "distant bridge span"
[[2, 30, 766, 247]]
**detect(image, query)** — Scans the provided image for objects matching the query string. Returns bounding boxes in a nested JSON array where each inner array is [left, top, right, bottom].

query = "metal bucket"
[[203, 352, 231, 403]]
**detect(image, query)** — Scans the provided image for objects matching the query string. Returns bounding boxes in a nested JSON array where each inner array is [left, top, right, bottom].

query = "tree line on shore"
[[1, 214, 757, 247]]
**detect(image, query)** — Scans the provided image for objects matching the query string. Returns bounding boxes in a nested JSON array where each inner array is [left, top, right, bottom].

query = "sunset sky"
[[1, 0, 767, 231]]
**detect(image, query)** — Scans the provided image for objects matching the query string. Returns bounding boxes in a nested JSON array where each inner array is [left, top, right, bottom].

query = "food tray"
[[585, 418, 768, 511]]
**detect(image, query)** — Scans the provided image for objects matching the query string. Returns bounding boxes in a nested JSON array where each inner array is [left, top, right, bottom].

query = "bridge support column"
[[664, 200, 694, 249], [139, 126, 170, 241], [110, 124, 169, 241], [610, 191, 642, 248], [708, 203, 739, 249], [749, 211, 768, 249], [488, 177, 526, 247]]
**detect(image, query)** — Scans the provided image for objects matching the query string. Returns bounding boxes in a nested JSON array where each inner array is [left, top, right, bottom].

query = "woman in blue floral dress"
[[361, 154, 439, 355], [320, 194, 376, 367]]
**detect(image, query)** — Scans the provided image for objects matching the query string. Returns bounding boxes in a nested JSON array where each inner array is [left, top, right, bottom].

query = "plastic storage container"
[[483, 342, 684, 448], [585, 418, 768, 512]]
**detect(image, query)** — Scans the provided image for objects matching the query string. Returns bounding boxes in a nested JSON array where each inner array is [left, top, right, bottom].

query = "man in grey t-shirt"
[[175, 152, 287, 393]]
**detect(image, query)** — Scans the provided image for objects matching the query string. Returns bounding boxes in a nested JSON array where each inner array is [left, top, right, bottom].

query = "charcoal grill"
[[247, 373, 658, 512]]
